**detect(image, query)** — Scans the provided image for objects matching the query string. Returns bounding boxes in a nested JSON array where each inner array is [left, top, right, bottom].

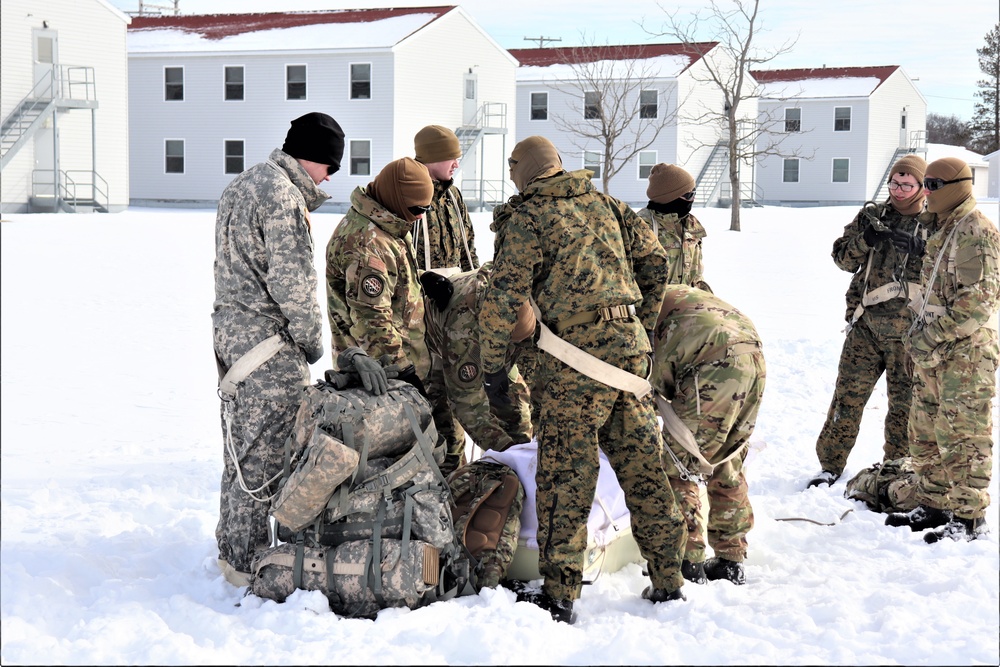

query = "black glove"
[[889, 228, 926, 257], [483, 369, 512, 407], [862, 222, 892, 248], [337, 346, 389, 395], [646, 329, 656, 349], [396, 364, 427, 397], [419, 271, 455, 312]]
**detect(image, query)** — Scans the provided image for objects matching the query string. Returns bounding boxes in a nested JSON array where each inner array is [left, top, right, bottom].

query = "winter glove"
[[419, 271, 455, 312], [337, 346, 389, 395], [889, 229, 926, 257], [483, 369, 512, 407], [303, 344, 324, 365], [862, 222, 892, 248], [395, 364, 428, 397]]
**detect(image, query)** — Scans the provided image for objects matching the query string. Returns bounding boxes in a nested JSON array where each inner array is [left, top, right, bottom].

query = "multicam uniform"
[[636, 208, 712, 292], [423, 265, 533, 452], [815, 202, 933, 475], [652, 285, 766, 564], [325, 186, 430, 381], [479, 169, 686, 602], [905, 195, 1000, 521], [212, 148, 328, 572]]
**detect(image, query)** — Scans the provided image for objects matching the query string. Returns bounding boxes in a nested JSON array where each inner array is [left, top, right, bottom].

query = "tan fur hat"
[[367, 157, 433, 222], [646, 163, 695, 204], [414, 125, 461, 164], [925, 157, 973, 214], [510, 300, 537, 343]]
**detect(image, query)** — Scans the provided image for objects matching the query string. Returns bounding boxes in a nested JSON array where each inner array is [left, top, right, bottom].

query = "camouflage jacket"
[[325, 186, 430, 379], [424, 265, 532, 449], [490, 193, 524, 259], [832, 200, 934, 338], [479, 170, 668, 373], [412, 180, 479, 272], [212, 148, 327, 387], [906, 196, 1000, 365], [652, 284, 762, 397], [636, 208, 712, 292]]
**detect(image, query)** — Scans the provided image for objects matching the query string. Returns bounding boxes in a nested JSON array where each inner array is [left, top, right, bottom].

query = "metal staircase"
[[695, 143, 729, 207], [870, 131, 927, 202], [455, 102, 510, 211]]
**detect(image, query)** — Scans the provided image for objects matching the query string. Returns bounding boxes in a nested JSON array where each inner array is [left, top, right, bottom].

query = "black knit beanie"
[[282, 112, 345, 173]]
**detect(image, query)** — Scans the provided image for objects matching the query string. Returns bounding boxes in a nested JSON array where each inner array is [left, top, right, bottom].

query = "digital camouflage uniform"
[[479, 169, 686, 601], [905, 196, 1000, 521], [325, 186, 430, 381], [652, 285, 765, 564], [815, 202, 933, 476], [212, 148, 328, 573], [636, 208, 712, 292], [423, 265, 533, 452], [413, 180, 480, 468]]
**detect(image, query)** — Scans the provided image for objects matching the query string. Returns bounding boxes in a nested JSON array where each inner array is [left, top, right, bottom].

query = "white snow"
[[758, 76, 883, 100], [2, 201, 998, 665]]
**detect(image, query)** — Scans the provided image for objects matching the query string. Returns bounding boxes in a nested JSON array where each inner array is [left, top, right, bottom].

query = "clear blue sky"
[[112, 0, 997, 122]]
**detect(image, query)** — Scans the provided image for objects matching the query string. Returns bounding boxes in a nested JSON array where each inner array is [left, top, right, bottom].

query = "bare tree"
[[545, 40, 680, 195], [927, 113, 973, 148], [644, 0, 799, 231]]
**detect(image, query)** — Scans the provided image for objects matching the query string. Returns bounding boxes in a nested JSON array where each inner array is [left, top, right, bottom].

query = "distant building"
[[126, 6, 517, 210], [985, 150, 999, 200], [751, 66, 927, 207], [1, 0, 131, 213]]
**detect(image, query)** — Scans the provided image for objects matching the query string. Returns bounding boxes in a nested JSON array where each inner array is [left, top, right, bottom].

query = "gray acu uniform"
[[816, 202, 932, 475], [212, 148, 328, 572], [479, 169, 686, 601]]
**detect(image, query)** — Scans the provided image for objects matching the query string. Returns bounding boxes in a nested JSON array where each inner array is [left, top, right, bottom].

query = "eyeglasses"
[[923, 176, 972, 192], [508, 158, 518, 168], [408, 204, 432, 215], [680, 190, 696, 201], [887, 180, 918, 193]]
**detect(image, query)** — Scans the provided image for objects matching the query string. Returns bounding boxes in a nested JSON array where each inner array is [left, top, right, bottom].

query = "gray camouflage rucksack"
[[844, 458, 919, 513]]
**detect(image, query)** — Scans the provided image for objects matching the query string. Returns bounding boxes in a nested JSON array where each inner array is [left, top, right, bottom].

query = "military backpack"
[[844, 458, 919, 514]]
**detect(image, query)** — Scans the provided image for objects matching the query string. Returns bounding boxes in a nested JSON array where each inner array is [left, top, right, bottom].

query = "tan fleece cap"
[[414, 125, 461, 163], [646, 163, 695, 203]]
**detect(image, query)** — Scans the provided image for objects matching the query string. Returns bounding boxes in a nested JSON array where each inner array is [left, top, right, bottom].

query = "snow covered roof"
[[927, 142, 987, 167], [750, 65, 900, 100], [509, 42, 717, 82], [127, 6, 456, 53]]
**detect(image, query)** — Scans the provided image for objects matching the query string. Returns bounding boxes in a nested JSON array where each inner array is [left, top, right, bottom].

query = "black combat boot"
[[885, 504, 952, 531], [805, 470, 840, 489], [681, 559, 707, 584], [924, 516, 989, 544], [703, 556, 746, 585], [512, 584, 576, 624], [642, 586, 686, 603]]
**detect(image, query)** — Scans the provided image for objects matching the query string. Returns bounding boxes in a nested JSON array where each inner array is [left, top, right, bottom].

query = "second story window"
[[784, 108, 801, 132], [286, 65, 306, 100], [350, 139, 371, 176], [164, 67, 183, 101], [640, 90, 658, 119], [834, 107, 851, 131], [225, 140, 245, 174], [351, 63, 371, 100], [165, 139, 184, 173], [530, 92, 548, 120], [584, 91, 600, 120], [224, 66, 244, 101]]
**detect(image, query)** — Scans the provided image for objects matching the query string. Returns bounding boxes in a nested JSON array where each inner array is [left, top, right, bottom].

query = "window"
[[36, 37, 54, 64], [638, 151, 656, 179], [224, 140, 244, 174], [584, 150, 602, 179], [286, 65, 306, 100], [782, 158, 799, 183], [784, 108, 801, 132], [584, 91, 600, 120], [350, 140, 371, 176], [832, 158, 850, 183], [165, 140, 184, 173], [640, 90, 658, 119], [350, 63, 371, 100], [164, 67, 183, 101], [465, 78, 476, 100], [224, 66, 244, 101], [530, 92, 548, 121], [834, 107, 851, 131]]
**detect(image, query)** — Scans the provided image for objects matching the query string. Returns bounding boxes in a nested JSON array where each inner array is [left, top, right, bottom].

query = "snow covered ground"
[[2, 201, 998, 665]]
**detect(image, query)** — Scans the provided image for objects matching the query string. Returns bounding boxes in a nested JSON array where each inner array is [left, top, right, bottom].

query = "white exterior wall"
[[986, 151, 999, 198], [867, 69, 927, 197], [1, 0, 130, 213]]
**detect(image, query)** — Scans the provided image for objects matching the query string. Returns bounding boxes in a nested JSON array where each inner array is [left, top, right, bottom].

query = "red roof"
[[509, 42, 718, 71], [128, 6, 455, 40], [750, 66, 900, 88]]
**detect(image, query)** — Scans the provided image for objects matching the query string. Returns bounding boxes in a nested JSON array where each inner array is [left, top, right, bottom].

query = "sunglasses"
[[887, 180, 918, 193], [508, 157, 518, 168], [408, 204, 432, 215], [923, 176, 972, 192], [680, 190, 696, 201]]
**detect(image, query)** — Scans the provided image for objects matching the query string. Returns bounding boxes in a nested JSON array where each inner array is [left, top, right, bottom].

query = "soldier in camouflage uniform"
[[422, 264, 534, 452], [636, 163, 712, 292], [478, 136, 687, 623], [212, 112, 345, 585], [808, 155, 933, 488], [413, 125, 481, 471], [325, 157, 434, 394], [885, 157, 1000, 543], [651, 285, 766, 586]]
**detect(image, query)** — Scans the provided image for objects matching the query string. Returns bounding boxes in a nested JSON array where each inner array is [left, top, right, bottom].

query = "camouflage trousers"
[[909, 338, 998, 519], [815, 318, 912, 476], [663, 349, 765, 563], [535, 353, 686, 601], [516, 344, 543, 436], [426, 352, 466, 475]]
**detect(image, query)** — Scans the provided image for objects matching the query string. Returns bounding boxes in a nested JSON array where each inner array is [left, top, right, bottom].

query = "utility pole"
[[523, 36, 562, 48], [135, 0, 180, 16]]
